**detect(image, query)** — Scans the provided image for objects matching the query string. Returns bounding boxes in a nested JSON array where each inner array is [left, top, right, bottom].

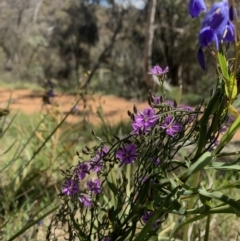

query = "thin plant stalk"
[[183, 171, 201, 241]]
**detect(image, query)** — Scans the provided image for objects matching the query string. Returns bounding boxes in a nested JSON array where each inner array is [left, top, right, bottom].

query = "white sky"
[[101, 0, 146, 9], [121, 0, 146, 9]]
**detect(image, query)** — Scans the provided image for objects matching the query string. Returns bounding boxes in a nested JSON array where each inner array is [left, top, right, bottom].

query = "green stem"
[[230, 0, 240, 83], [125, 164, 132, 216], [109, 168, 117, 207], [160, 79, 165, 98], [182, 171, 200, 241], [204, 215, 211, 241], [126, 164, 131, 197], [8, 206, 58, 241]]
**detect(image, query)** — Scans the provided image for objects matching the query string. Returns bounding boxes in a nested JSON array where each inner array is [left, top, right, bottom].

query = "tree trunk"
[[143, 0, 157, 88]]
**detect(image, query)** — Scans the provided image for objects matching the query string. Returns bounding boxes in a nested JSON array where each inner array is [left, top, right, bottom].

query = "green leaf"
[[171, 199, 186, 215], [175, 85, 182, 106], [206, 162, 240, 171], [134, 177, 151, 206], [217, 50, 229, 80], [134, 203, 165, 241], [108, 206, 122, 224], [117, 227, 134, 241], [225, 74, 237, 100], [233, 94, 240, 108], [106, 180, 118, 194], [171, 215, 206, 237], [217, 50, 237, 101], [103, 194, 113, 208], [198, 189, 240, 214], [199, 194, 212, 210], [214, 114, 240, 153], [8, 206, 58, 241], [171, 172, 184, 186], [194, 85, 222, 158], [181, 152, 213, 179]]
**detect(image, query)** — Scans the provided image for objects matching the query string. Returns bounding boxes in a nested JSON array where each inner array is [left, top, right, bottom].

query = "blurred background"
[[2, 1, 240, 240], [0, 0, 220, 102]]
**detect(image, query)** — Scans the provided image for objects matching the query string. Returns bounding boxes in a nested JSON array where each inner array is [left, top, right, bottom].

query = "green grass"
[[0, 100, 132, 240], [0, 79, 43, 91], [164, 86, 204, 106], [1, 89, 240, 240]]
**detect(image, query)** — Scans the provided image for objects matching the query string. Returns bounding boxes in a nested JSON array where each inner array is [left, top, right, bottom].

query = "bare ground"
[[0, 87, 240, 141]]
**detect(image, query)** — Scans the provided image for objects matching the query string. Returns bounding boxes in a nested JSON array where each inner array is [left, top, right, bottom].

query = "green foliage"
[[2, 1, 240, 240], [0, 92, 134, 240], [0, 0, 220, 99]]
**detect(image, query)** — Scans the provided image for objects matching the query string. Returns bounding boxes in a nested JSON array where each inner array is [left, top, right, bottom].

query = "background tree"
[[0, 0, 221, 101]]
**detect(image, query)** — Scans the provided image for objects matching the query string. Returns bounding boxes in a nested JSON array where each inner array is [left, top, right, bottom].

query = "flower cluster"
[[130, 99, 196, 139], [151, 65, 169, 76], [188, 0, 206, 18], [116, 143, 139, 165], [87, 179, 101, 194], [62, 179, 79, 196], [131, 108, 159, 134], [61, 145, 109, 207], [89, 146, 109, 172], [48, 0, 240, 239], [54, 79, 230, 240], [189, 0, 235, 70], [160, 116, 182, 137]]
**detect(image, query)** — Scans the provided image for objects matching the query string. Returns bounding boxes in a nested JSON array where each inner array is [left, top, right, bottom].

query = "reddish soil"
[[0, 87, 148, 125], [1, 87, 240, 141]]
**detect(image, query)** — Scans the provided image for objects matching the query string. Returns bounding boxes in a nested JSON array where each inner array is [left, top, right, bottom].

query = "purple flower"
[[87, 179, 101, 194], [161, 116, 182, 137], [208, 139, 220, 152], [199, 0, 232, 50], [188, 0, 206, 18], [153, 96, 162, 105], [102, 238, 111, 241], [151, 65, 169, 75], [220, 125, 227, 134], [99, 145, 109, 155], [229, 5, 237, 21], [62, 179, 79, 196], [79, 194, 93, 207], [223, 21, 235, 42], [38, 220, 43, 226], [142, 211, 160, 228], [164, 100, 174, 107], [47, 89, 54, 97], [197, 47, 206, 71], [183, 106, 194, 112], [225, 115, 234, 126], [178, 105, 195, 123], [89, 146, 109, 172], [132, 108, 158, 134], [116, 143, 139, 165], [141, 176, 148, 183], [89, 155, 103, 172], [151, 157, 161, 165], [74, 163, 89, 180], [72, 105, 79, 113]]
